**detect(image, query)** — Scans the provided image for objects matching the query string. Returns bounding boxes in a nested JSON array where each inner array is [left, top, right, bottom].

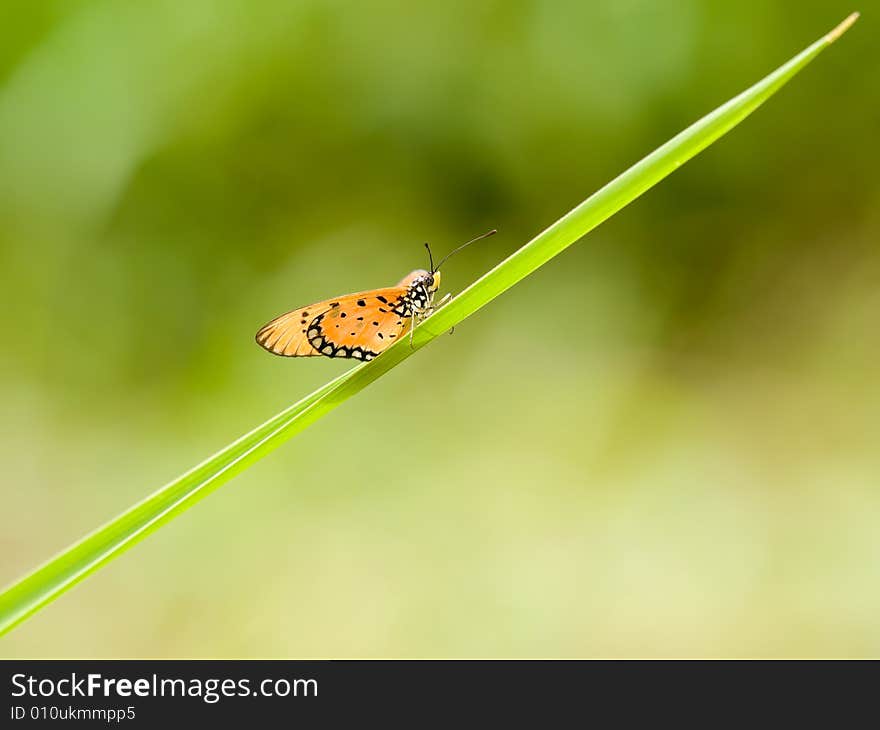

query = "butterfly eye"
[[425, 275, 435, 288]]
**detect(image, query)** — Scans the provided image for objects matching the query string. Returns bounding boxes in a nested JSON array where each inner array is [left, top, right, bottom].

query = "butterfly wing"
[[310, 288, 412, 360], [255, 303, 331, 357], [255, 287, 410, 360]]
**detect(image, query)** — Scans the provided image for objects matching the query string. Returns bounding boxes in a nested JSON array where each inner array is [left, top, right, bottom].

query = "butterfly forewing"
[[255, 287, 411, 360]]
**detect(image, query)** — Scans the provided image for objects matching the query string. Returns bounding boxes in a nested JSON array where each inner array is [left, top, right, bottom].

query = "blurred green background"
[[1, 0, 878, 658]]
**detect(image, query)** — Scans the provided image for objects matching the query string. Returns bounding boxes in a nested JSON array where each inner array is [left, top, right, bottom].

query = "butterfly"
[[255, 230, 496, 361]]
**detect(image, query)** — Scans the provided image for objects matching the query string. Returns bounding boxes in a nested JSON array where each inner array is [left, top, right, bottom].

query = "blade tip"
[[827, 12, 860, 43]]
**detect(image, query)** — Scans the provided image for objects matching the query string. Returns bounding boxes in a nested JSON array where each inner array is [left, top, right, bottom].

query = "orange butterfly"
[[255, 230, 496, 361]]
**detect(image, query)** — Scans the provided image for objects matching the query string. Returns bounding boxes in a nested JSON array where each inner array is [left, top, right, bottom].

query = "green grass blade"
[[0, 13, 858, 637]]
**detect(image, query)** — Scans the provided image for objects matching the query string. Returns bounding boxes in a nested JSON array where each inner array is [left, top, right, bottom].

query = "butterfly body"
[[255, 269, 441, 361]]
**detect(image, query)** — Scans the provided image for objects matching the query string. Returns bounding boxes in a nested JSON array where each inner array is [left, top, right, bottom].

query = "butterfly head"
[[397, 268, 440, 304], [400, 230, 496, 311], [399, 268, 439, 289]]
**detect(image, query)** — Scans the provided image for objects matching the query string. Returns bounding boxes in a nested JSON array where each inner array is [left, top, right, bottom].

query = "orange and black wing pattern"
[[255, 287, 411, 361], [254, 302, 331, 357]]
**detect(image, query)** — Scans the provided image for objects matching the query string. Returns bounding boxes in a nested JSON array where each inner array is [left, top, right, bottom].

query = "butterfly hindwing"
[[255, 303, 331, 357], [311, 289, 412, 360], [256, 287, 411, 360]]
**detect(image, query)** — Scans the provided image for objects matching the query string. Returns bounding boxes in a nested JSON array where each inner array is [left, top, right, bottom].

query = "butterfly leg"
[[409, 310, 417, 349], [426, 293, 454, 335]]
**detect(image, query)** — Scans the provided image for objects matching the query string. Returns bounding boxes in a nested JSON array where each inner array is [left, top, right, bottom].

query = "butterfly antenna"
[[424, 242, 435, 273], [432, 229, 497, 273]]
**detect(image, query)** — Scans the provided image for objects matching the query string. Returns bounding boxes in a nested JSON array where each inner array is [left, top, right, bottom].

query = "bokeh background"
[[2, 0, 878, 658]]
